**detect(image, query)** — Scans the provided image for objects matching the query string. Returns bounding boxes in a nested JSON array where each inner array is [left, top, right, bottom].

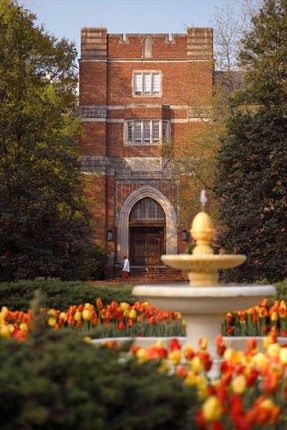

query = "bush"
[[0, 279, 136, 311], [0, 329, 197, 429], [274, 279, 287, 301], [71, 243, 109, 281]]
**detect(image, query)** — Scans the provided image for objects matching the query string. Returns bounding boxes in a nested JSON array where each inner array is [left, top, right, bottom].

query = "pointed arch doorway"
[[117, 186, 178, 263], [129, 198, 165, 266]]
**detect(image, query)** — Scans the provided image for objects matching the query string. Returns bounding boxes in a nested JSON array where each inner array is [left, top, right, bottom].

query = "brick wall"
[[79, 27, 214, 270]]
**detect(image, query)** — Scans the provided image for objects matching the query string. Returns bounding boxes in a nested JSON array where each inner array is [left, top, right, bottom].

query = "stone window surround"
[[132, 70, 162, 96], [124, 119, 170, 146], [117, 186, 177, 262]]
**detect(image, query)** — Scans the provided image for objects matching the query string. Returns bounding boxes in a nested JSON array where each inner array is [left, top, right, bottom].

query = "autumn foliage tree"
[[167, 1, 258, 225], [0, 0, 107, 281]]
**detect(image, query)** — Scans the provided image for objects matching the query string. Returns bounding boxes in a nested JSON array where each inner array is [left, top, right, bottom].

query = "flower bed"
[[92, 333, 287, 429], [223, 298, 287, 337], [0, 299, 185, 340], [1, 299, 287, 428], [2, 298, 287, 341]]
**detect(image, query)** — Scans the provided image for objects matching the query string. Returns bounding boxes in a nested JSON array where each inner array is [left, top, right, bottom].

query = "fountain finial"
[[200, 189, 207, 211], [190, 190, 214, 255], [161, 190, 246, 286]]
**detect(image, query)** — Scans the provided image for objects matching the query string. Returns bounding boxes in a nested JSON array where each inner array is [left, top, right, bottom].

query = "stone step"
[[116, 266, 185, 283]]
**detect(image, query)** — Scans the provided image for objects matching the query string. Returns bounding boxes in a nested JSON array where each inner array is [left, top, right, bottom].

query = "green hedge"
[[273, 279, 287, 301], [0, 278, 136, 311], [0, 328, 197, 429], [1, 278, 286, 313]]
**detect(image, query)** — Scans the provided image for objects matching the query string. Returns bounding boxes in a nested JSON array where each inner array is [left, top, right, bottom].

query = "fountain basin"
[[161, 254, 246, 271], [131, 203, 277, 377], [132, 282, 276, 375], [161, 254, 246, 286], [132, 284, 275, 314]]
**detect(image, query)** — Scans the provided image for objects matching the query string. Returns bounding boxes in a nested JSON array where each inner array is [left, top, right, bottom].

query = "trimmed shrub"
[[0, 279, 135, 311], [0, 328, 197, 429]]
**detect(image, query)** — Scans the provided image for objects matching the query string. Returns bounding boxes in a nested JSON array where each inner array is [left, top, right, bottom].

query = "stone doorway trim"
[[117, 186, 177, 261]]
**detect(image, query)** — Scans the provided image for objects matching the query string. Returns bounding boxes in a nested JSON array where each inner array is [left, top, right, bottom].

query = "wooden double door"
[[130, 226, 165, 266]]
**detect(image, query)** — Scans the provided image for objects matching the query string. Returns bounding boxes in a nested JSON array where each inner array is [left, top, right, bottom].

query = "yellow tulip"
[[48, 317, 57, 327], [123, 309, 130, 318], [261, 398, 276, 409], [59, 312, 68, 322], [252, 352, 268, 369], [82, 309, 91, 321], [0, 324, 11, 339], [169, 350, 181, 366], [136, 348, 147, 363], [271, 311, 278, 322], [267, 343, 280, 358], [199, 336, 208, 351], [84, 303, 93, 310], [119, 302, 129, 311], [74, 311, 82, 322], [279, 347, 287, 365], [231, 375, 247, 395], [202, 396, 222, 422], [263, 335, 275, 350], [223, 347, 234, 361], [19, 323, 28, 332], [189, 356, 203, 374], [184, 371, 197, 386], [129, 309, 137, 320]]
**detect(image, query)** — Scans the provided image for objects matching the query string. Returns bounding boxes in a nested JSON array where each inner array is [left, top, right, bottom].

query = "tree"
[[215, 0, 287, 283], [0, 0, 107, 281], [167, 1, 263, 226]]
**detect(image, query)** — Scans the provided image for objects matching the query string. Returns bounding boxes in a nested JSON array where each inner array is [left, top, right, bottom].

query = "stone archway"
[[117, 186, 177, 261]]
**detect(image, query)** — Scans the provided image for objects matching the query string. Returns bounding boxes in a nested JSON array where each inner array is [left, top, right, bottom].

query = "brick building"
[[78, 27, 213, 278]]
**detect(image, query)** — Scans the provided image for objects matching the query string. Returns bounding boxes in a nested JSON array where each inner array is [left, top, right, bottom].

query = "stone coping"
[[92, 336, 287, 351]]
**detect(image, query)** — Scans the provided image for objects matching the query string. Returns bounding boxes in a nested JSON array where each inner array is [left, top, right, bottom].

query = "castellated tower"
[[78, 27, 213, 278]]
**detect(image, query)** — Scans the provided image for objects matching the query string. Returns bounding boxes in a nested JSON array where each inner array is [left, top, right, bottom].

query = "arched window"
[[130, 198, 165, 222]]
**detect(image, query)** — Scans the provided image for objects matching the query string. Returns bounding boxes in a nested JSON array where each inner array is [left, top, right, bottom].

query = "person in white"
[[122, 256, 130, 279]]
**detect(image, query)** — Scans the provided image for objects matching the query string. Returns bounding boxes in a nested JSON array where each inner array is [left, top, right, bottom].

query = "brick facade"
[[79, 27, 214, 277]]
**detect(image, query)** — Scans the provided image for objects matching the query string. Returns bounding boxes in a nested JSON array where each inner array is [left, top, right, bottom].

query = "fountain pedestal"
[[132, 284, 276, 361], [132, 206, 276, 377]]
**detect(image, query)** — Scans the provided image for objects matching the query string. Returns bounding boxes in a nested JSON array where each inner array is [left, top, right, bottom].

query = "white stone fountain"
[[132, 191, 276, 375]]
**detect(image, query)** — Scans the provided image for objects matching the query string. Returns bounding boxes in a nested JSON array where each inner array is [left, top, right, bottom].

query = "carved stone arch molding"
[[117, 186, 178, 261]]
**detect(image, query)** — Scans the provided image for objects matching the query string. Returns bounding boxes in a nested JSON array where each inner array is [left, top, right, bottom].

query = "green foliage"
[[72, 319, 185, 339], [238, 0, 287, 107], [0, 0, 104, 281], [0, 329, 197, 429], [274, 279, 287, 301], [216, 106, 287, 283], [0, 279, 137, 311], [215, 0, 287, 283]]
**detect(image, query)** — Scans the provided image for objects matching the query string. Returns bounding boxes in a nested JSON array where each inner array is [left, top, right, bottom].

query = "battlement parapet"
[[80, 27, 213, 60]]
